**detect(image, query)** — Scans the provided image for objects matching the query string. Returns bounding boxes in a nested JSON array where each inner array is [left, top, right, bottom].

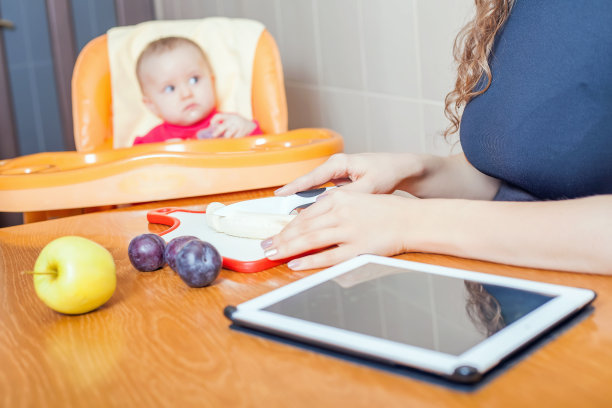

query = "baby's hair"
[[135, 36, 212, 86]]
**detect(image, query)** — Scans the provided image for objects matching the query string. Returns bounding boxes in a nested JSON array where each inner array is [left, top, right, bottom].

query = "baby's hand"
[[210, 113, 256, 138]]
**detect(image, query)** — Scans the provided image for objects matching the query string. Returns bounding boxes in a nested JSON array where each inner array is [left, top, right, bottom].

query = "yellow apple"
[[33, 236, 116, 315]]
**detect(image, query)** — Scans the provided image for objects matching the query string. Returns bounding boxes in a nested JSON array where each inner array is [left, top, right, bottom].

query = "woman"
[[261, 0, 612, 274]]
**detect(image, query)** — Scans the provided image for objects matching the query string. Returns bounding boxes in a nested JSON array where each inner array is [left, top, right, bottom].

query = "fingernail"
[[264, 248, 278, 258], [287, 259, 301, 270], [315, 193, 328, 201], [260, 238, 273, 250], [274, 187, 285, 195]]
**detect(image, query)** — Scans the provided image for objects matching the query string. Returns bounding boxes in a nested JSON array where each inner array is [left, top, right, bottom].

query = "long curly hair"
[[444, 0, 515, 138], [464, 281, 505, 336]]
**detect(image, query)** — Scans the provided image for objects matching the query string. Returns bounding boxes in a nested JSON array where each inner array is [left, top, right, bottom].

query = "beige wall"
[[153, 0, 473, 156]]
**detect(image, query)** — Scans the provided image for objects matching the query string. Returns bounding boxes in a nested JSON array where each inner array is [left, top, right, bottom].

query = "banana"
[[206, 202, 296, 240]]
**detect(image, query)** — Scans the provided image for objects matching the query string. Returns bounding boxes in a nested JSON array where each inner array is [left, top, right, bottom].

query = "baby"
[[133, 36, 261, 145]]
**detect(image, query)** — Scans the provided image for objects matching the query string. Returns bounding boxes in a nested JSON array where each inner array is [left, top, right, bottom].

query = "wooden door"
[[0, 0, 154, 228]]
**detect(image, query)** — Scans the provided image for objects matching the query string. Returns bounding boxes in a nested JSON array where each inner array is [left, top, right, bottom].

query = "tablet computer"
[[224, 255, 596, 383]]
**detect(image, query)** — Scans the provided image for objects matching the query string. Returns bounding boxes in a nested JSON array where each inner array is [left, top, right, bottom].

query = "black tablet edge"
[[224, 304, 481, 383], [224, 305, 238, 320], [449, 288, 596, 383], [223, 297, 595, 387]]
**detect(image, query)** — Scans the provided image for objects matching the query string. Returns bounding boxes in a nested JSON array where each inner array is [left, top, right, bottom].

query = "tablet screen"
[[263, 263, 554, 356]]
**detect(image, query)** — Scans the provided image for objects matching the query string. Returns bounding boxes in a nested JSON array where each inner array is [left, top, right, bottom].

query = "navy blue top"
[[460, 0, 612, 201]]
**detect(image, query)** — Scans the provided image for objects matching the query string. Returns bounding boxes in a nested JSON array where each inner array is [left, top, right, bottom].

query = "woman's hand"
[[261, 190, 417, 270], [276, 152, 501, 201], [210, 113, 256, 138], [274, 152, 428, 197]]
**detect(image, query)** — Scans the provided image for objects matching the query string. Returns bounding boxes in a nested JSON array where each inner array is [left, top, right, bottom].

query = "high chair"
[[0, 18, 343, 222]]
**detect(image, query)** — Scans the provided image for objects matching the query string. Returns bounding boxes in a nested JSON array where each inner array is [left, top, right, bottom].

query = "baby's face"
[[139, 45, 216, 126]]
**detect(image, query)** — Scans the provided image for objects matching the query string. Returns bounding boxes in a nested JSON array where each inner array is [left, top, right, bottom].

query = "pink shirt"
[[132, 109, 262, 145]]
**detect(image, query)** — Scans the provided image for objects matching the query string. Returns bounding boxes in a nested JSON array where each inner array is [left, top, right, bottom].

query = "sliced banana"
[[205, 202, 226, 231], [206, 202, 296, 240]]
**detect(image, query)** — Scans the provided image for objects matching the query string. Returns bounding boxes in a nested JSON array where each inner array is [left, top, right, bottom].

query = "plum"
[[128, 233, 166, 272], [175, 240, 222, 287], [164, 235, 199, 272]]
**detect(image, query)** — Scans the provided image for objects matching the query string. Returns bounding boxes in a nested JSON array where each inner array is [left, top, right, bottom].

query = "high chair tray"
[[0, 129, 342, 212], [148, 207, 287, 273]]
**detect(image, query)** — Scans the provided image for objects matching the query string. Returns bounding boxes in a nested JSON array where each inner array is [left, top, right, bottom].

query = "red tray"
[[147, 207, 293, 273]]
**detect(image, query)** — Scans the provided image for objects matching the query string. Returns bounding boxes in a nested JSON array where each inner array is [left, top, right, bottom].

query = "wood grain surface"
[[1, 188, 611, 407]]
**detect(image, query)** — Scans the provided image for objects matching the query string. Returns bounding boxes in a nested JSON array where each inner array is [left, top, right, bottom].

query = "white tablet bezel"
[[229, 255, 595, 381]]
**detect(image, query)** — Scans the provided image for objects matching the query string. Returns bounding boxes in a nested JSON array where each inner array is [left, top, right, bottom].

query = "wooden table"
[[1, 188, 611, 407]]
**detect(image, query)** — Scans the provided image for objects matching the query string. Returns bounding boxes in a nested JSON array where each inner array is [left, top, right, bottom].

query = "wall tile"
[[154, 0, 218, 19], [176, 0, 207, 18], [187, 0, 216, 17], [366, 96, 423, 153], [149, 0, 476, 156], [198, 0, 219, 17], [417, 0, 474, 102], [217, 0, 243, 18], [318, 89, 368, 153], [286, 84, 323, 130], [278, 1, 319, 84], [154, 0, 177, 19], [242, 0, 280, 40], [316, 0, 364, 89], [362, 0, 419, 98], [422, 103, 460, 156], [151, 0, 166, 18]]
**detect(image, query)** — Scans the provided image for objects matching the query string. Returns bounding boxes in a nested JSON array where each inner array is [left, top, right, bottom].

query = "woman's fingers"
[[264, 190, 358, 260], [263, 191, 415, 271], [266, 223, 344, 263], [275, 153, 388, 196], [275, 154, 351, 196], [287, 245, 361, 271], [262, 196, 339, 256]]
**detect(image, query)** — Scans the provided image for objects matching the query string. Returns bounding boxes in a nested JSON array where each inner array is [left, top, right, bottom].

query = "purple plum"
[[175, 240, 222, 287], [128, 233, 166, 272], [164, 235, 199, 272]]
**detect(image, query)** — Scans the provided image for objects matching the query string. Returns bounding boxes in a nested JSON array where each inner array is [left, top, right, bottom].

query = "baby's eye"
[[163, 85, 175, 93], [189, 76, 199, 85]]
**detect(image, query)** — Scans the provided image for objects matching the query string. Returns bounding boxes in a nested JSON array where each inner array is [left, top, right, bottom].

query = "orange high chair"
[[0, 19, 343, 222]]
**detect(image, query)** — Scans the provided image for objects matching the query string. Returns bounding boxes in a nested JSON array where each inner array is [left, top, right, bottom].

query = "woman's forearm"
[[400, 154, 500, 200], [408, 195, 612, 274]]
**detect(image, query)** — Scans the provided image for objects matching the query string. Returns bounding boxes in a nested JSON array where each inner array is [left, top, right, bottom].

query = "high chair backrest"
[[72, 21, 288, 152]]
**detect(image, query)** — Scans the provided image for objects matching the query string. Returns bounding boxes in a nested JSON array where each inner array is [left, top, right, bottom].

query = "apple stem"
[[21, 270, 58, 276]]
